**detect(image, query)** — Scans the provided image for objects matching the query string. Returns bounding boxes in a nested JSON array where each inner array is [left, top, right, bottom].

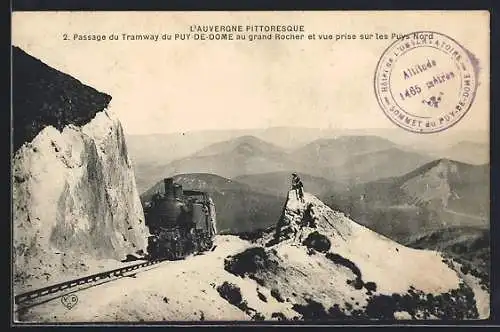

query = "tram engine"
[[144, 178, 217, 260]]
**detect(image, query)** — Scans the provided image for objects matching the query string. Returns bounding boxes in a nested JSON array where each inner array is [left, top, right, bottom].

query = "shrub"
[[353, 278, 364, 290], [257, 290, 267, 302], [292, 299, 329, 320], [252, 312, 266, 321], [216, 282, 243, 306], [271, 312, 287, 321], [224, 247, 279, 278], [365, 281, 377, 292], [271, 288, 285, 303], [460, 264, 471, 275], [327, 304, 347, 319], [363, 283, 479, 320], [302, 231, 331, 253], [326, 252, 362, 280]]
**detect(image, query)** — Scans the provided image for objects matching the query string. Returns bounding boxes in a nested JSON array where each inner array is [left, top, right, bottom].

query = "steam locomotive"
[[144, 178, 217, 260]]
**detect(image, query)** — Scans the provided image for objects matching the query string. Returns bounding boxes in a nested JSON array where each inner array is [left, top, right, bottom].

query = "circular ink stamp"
[[374, 31, 478, 133]]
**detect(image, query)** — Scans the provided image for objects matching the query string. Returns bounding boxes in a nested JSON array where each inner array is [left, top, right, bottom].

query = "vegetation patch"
[[442, 254, 489, 291], [252, 312, 266, 321], [302, 231, 331, 253], [363, 282, 479, 320], [292, 299, 330, 320], [325, 252, 362, 279], [290, 282, 478, 320], [217, 281, 264, 319], [257, 289, 267, 302], [365, 281, 377, 292], [271, 288, 285, 303], [224, 247, 281, 285], [325, 252, 377, 294], [216, 281, 243, 306], [271, 312, 287, 321]]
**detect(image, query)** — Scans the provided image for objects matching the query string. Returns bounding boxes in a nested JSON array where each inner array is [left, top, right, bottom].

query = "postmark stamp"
[[374, 31, 478, 133]]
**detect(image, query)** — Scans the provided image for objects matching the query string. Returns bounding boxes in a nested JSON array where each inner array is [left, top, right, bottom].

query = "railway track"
[[14, 258, 166, 307]]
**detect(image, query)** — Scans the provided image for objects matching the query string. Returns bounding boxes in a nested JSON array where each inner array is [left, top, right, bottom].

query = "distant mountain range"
[[325, 159, 489, 240], [162, 136, 296, 180], [132, 134, 438, 192], [126, 128, 488, 191], [126, 127, 488, 155], [290, 135, 397, 167], [313, 145, 434, 183]]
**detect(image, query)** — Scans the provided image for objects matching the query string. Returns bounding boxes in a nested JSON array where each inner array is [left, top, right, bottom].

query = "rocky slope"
[[402, 226, 490, 291], [251, 191, 487, 320], [18, 191, 488, 322], [326, 159, 489, 240], [12, 46, 150, 293]]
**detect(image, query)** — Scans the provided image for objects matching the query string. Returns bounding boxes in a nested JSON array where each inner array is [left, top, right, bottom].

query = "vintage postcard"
[[11, 11, 490, 323]]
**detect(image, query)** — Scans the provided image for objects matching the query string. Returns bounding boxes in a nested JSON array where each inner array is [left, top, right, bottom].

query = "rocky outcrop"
[[12, 47, 149, 292], [224, 190, 486, 320]]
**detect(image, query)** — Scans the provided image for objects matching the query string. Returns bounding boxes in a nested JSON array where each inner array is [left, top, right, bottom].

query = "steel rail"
[[14, 258, 165, 305]]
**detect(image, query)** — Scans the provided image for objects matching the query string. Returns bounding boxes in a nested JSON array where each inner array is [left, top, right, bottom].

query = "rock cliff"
[[12, 46, 150, 293]]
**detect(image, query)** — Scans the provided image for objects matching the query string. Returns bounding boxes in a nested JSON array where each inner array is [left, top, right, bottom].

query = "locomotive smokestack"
[[164, 178, 175, 199], [174, 184, 183, 199]]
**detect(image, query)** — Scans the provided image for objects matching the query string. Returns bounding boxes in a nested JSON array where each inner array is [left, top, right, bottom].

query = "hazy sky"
[[12, 11, 489, 136]]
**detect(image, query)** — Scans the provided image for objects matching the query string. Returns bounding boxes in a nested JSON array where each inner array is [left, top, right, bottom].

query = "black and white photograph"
[[11, 11, 490, 323]]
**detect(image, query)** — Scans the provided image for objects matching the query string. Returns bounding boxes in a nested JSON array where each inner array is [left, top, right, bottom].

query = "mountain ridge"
[[134, 134, 435, 190], [325, 158, 489, 240]]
